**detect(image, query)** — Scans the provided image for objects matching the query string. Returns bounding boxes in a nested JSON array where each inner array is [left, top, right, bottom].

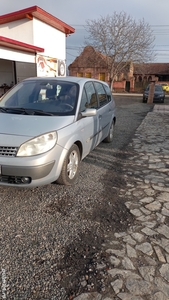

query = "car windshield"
[[146, 85, 163, 92], [0, 79, 79, 116], [155, 85, 163, 91]]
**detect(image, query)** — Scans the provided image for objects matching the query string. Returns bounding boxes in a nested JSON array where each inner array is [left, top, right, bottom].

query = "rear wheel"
[[103, 121, 115, 143], [56, 144, 80, 185]]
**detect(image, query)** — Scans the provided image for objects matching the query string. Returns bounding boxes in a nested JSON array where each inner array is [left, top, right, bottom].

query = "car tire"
[[56, 144, 80, 185], [103, 121, 115, 143]]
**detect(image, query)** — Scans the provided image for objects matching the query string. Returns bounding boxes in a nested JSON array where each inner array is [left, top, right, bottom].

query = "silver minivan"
[[0, 77, 116, 187]]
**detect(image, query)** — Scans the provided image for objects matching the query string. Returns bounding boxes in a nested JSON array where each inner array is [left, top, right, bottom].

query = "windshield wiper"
[[0, 107, 54, 116], [0, 107, 7, 113]]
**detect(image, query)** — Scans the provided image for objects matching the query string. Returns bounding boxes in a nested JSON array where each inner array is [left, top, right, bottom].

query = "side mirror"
[[81, 108, 97, 117]]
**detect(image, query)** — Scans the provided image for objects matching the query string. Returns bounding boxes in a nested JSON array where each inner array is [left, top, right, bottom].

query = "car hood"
[[0, 114, 75, 137]]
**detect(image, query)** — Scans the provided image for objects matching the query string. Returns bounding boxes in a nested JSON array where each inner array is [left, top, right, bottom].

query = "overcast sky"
[[1, 0, 169, 66]]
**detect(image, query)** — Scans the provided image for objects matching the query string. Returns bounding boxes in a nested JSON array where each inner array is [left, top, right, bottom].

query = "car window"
[[80, 88, 88, 112], [104, 84, 112, 102], [39, 85, 56, 101], [84, 82, 98, 109], [0, 80, 79, 116], [146, 85, 164, 92], [94, 82, 108, 107], [155, 85, 163, 91], [2, 81, 37, 106]]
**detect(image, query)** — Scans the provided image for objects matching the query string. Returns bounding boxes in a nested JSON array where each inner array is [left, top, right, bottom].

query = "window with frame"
[[99, 73, 105, 81], [85, 73, 91, 78], [94, 82, 108, 107], [104, 84, 112, 102], [80, 88, 88, 112], [84, 82, 98, 108], [77, 73, 83, 77]]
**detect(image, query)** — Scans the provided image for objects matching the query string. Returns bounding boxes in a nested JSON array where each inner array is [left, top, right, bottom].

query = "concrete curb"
[[153, 104, 169, 113]]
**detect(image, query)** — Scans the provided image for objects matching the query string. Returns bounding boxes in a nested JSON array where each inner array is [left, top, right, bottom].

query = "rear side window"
[[94, 82, 108, 107], [104, 84, 112, 102]]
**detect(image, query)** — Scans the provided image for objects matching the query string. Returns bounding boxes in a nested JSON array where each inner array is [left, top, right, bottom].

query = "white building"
[[0, 5, 75, 96]]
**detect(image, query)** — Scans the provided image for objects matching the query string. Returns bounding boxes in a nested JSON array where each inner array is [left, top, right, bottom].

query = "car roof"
[[22, 76, 109, 86]]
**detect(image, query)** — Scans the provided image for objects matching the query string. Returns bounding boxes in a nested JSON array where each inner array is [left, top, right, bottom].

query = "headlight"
[[17, 131, 57, 157]]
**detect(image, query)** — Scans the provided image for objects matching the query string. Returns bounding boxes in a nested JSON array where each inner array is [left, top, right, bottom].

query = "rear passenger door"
[[93, 82, 112, 143]]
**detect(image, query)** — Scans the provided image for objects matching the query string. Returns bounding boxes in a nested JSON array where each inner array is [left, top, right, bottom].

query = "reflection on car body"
[[0, 76, 116, 187]]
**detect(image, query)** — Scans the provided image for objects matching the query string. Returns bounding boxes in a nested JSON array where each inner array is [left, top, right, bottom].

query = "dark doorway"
[[126, 81, 130, 92]]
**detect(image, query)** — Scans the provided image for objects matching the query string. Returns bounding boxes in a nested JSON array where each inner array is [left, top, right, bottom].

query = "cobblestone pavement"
[[74, 106, 169, 300]]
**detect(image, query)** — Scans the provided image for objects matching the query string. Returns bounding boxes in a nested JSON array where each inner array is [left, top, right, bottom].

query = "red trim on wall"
[[0, 36, 44, 53], [0, 6, 75, 35]]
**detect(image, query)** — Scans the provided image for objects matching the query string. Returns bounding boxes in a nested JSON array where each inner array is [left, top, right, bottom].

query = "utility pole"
[[147, 81, 155, 104]]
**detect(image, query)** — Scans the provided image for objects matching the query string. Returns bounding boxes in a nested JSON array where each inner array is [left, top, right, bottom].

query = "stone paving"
[[74, 106, 169, 300]]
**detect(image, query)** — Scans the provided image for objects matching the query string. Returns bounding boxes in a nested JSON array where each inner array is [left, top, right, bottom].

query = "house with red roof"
[[69, 46, 169, 92], [0, 6, 74, 96]]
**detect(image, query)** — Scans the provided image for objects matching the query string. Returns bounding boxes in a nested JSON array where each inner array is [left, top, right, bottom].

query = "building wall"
[[69, 46, 109, 83], [0, 46, 36, 63], [69, 46, 134, 91], [69, 66, 109, 82], [0, 17, 67, 81], [33, 19, 66, 60], [0, 19, 34, 44], [0, 18, 66, 61]]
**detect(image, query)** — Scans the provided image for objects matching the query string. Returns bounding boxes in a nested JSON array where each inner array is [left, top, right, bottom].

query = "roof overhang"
[[0, 6, 75, 36], [0, 36, 44, 53]]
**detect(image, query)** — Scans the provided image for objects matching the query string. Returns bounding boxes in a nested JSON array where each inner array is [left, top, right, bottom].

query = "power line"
[[66, 47, 82, 50], [66, 52, 78, 58], [70, 24, 169, 27], [66, 23, 169, 62], [151, 25, 169, 27]]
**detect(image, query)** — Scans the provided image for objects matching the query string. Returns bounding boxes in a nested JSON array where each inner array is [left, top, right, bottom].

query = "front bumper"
[[0, 161, 55, 185], [0, 143, 68, 187], [143, 95, 164, 103]]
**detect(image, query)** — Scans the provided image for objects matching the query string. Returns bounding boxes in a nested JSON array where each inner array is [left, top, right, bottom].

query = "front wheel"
[[103, 121, 115, 143], [56, 144, 80, 185]]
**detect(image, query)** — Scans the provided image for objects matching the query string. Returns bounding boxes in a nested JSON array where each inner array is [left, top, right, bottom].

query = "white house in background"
[[0, 5, 75, 96]]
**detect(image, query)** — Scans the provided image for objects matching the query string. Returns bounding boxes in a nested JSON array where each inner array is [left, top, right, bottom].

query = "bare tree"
[[85, 12, 155, 89]]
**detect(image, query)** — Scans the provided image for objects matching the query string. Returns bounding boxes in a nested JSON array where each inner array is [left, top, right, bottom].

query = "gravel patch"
[[0, 96, 153, 299]]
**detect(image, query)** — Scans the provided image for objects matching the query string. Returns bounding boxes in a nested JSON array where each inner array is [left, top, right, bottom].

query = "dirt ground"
[[53, 150, 135, 299]]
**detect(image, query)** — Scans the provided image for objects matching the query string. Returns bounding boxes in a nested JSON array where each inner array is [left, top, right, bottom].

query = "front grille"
[[0, 146, 18, 157]]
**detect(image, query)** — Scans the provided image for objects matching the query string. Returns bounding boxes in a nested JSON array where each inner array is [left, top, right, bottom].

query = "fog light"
[[21, 177, 31, 184]]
